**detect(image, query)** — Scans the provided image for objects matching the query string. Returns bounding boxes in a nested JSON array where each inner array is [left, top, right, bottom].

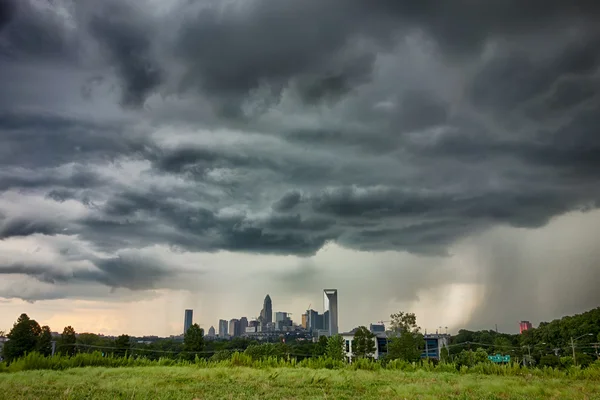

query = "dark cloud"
[[0, 253, 180, 292], [1, 0, 600, 330], [0, 112, 149, 168], [0, 218, 62, 239], [272, 191, 302, 212], [0, 0, 77, 60], [92, 254, 173, 290], [0, 0, 16, 32], [86, 1, 164, 108]]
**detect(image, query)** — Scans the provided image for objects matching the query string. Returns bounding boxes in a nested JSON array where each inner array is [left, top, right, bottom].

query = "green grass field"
[[1, 366, 599, 400]]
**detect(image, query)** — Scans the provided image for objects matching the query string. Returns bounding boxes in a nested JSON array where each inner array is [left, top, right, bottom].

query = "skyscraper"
[[208, 326, 216, 337], [229, 319, 241, 337], [519, 321, 533, 334], [260, 294, 272, 328], [218, 319, 228, 338], [184, 309, 193, 334], [323, 289, 338, 336], [240, 317, 248, 333]]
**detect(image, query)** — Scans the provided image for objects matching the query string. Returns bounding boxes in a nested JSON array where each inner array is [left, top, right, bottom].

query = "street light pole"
[[571, 333, 593, 366]]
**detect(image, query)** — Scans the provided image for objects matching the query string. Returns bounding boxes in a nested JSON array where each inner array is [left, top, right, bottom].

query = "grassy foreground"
[[1, 366, 599, 400]]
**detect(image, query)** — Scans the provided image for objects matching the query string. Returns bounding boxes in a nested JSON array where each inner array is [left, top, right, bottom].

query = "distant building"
[[184, 309, 193, 334], [229, 319, 240, 337], [240, 317, 249, 333], [218, 319, 228, 338], [370, 323, 385, 333], [275, 312, 293, 331], [260, 295, 273, 329], [248, 319, 259, 328], [207, 326, 216, 337], [323, 289, 338, 336], [341, 330, 388, 362], [519, 321, 533, 334], [422, 334, 450, 360], [306, 309, 329, 333], [245, 326, 257, 334], [301, 313, 308, 329]]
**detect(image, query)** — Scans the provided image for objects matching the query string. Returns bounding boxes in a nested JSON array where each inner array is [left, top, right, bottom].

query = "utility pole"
[[571, 333, 593, 366]]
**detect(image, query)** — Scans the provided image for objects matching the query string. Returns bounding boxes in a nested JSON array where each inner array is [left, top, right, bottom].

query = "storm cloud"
[[1, 0, 600, 331]]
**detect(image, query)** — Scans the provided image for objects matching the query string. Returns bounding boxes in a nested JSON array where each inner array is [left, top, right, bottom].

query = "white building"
[[340, 331, 388, 362]]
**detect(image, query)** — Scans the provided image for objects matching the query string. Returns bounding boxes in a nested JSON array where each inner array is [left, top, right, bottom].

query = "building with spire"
[[260, 294, 272, 329]]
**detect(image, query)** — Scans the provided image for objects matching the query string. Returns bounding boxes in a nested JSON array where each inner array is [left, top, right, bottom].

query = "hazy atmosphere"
[[1, 0, 599, 336]]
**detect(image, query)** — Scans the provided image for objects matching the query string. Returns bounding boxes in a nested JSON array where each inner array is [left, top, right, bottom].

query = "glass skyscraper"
[[323, 289, 338, 336], [184, 309, 193, 334]]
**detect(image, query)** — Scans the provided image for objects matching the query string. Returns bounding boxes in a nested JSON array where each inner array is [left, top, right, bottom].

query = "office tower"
[[240, 317, 249, 333], [306, 309, 320, 332], [519, 321, 533, 334], [184, 309, 193, 334], [229, 319, 240, 337], [208, 326, 216, 337], [260, 294, 272, 328], [275, 312, 292, 331], [301, 313, 307, 329], [323, 289, 338, 336], [218, 319, 228, 338]]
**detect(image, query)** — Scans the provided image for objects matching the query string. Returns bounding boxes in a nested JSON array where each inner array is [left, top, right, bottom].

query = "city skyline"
[[1, 0, 599, 338]]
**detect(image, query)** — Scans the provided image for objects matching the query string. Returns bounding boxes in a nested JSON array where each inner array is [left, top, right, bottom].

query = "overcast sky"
[[1, 0, 599, 337]]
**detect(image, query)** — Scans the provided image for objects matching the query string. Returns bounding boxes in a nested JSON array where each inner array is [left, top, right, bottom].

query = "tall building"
[[240, 317, 249, 333], [218, 319, 228, 338], [275, 312, 293, 331], [519, 321, 533, 334], [324, 289, 338, 336], [260, 294, 273, 328], [306, 309, 329, 332], [184, 309, 193, 334], [301, 313, 308, 329], [229, 319, 241, 337]]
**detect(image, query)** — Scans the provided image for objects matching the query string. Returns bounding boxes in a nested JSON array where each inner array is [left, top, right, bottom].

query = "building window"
[[345, 340, 350, 353]]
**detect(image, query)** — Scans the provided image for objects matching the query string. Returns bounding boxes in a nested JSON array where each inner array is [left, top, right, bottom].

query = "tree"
[[37, 326, 53, 357], [440, 346, 450, 363], [539, 354, 560, 368], [493, 337, 512, 355], [59, 326, 77, 356], [352, 326, 376, 360], [3, 314, 42, 362], [326, 335, 345, 361], [387, 310, 424, 362], [390, 311, 419, 334], [183, 324, 204, 353], [114, 334, 131, 357], [313, 335, 328, 356], [455, 348, 489, 368], [387, 332, 424, 362]]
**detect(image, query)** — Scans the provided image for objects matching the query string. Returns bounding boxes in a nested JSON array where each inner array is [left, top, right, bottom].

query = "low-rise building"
[[341, 331, 388, 362], [421, 334, 450, 360]]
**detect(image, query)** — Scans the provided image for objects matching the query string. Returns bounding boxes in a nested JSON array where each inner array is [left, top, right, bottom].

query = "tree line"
[[3, 307, 599, 367]]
